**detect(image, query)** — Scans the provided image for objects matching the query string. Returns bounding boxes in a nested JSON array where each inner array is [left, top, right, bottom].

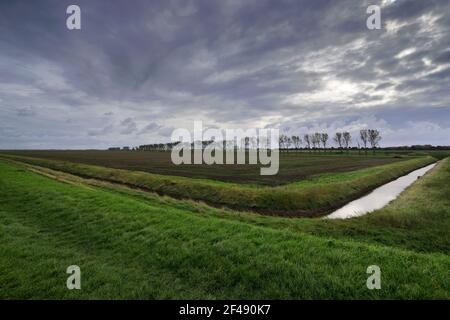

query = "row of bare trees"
[[134, 130, 382, 152], [279, 129, 382, 151]]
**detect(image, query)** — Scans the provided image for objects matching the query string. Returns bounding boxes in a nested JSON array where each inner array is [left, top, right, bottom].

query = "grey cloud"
[[17, 107, 36, 117], [383, 0, 437, 21], [88, 125, 114, 137], [0, 0, 449, 148], [120, 118, 138, 135], [157, 126, 175, 137], [433, 50, 450, 64], [375, 83, 394, 90], [427, 68, 450, 80], [139, 122, 175, 137], [140, 122, 162, 133]]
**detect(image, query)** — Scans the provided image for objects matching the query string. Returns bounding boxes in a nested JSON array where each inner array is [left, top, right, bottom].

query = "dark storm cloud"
[[0, 0, 449, 148]]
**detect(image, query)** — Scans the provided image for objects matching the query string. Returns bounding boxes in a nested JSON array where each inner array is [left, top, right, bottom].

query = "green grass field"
[[0, 157, 449, 299], [0, 154, 435, 216]]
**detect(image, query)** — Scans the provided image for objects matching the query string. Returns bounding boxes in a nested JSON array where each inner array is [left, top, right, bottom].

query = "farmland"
[[0, 150, 412, 185], [0, 155, 449, 299]]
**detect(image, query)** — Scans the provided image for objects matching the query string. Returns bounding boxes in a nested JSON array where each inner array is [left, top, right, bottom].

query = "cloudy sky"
[[0, 0, 449, 149]]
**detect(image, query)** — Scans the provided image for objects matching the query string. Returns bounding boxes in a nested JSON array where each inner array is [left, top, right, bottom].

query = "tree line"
[[279, 129, 382, 152], [112, 129, 382, 152]]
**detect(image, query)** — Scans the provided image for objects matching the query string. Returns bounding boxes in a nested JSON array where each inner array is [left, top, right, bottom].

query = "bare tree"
[[313, 133, 321, 150], [286, 136, 293, 151], [304, 134, 311, 150], [343, 132, 351, 150], [334, 132, 343, 150], [320, 133, 329, 150], [311, 135, 316, 149], [309, 132, 318, 150], [368, 129, 382, 152], [292, 135, 302, 149], [279, 135, 284, 150], [279, 134, 290, 151], [360, 129, 369, 154]]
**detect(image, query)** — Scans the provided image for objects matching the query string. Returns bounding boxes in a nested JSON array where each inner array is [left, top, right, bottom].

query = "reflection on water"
[[326, 162, 437, 219]]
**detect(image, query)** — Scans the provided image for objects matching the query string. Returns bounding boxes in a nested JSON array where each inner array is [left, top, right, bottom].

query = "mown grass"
[[0, 154, 435, 216], [26, 157, 449, 256], [0, 160, 449, 299], [152, 158, 449, 256], [297, 157, 450, 254]]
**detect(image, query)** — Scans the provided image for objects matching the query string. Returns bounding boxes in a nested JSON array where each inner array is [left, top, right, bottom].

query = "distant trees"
[[334, 132, 343, 149], [368, 129, 382, 150], [279, 134, 306, 151], [342, 132, 351, 150], [333, 131, 351, 152], [315, 133, 323, 149], [138, 142, 180, 151], [304, 134, 311, 150], [292, 136, 302, 149], [360, 129, 369, 149], [311, 133, 320, 149], [320, 133, 329, 149], [279, 135, 306, 151], [133, 129, 382, 154], [286, 136, 293, 150], [296, 133, 329, 152], [279, 134, 289, 150], [360, 129, 369, 154]]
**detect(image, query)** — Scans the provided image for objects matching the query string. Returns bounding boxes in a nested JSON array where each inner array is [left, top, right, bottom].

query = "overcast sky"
[[1, 0, 449, 149]]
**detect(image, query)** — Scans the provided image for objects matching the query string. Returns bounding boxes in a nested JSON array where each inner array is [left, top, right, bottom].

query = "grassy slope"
[[27, 156, 449, 255], [0, 154, 435, 215], [0, 160, 449, 299], [296, 157, 450, 254], [170, 158, 450, 256]]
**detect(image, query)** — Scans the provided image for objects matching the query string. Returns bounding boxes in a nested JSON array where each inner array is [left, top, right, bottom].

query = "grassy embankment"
[[14, 156, 449, 255], [0, 154, 435, 216], [0, 159, 449, 299]]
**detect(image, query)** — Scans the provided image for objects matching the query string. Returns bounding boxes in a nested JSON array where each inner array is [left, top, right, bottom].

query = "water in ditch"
[[325, 162, 437, 219]]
